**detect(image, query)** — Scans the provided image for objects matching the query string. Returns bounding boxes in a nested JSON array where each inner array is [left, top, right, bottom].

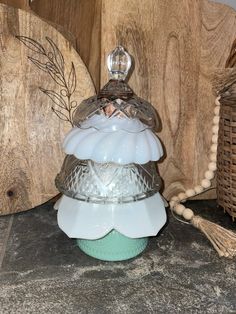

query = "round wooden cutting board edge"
[[0, 3, 95, 215]]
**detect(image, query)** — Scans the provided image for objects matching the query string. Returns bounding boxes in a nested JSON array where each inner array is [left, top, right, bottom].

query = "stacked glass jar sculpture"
[[55, 46, 167, 261]]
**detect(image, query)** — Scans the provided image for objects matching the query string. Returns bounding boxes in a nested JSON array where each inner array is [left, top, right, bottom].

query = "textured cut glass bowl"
[[56, 155, 162, 204]]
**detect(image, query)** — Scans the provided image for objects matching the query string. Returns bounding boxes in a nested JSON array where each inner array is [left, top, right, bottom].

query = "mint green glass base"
[[76, 230, 148, 261]]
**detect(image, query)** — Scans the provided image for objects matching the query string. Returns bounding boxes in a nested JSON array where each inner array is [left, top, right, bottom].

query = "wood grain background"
[[27, 0, 236, 199], [99, 0, 236, 199], [0, 3, 95, 215], [0, 0, 236, 215], [30, 0, 101, 91]]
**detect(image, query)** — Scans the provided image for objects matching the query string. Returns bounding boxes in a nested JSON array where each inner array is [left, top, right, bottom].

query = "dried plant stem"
[[16, 36, 77, 125]]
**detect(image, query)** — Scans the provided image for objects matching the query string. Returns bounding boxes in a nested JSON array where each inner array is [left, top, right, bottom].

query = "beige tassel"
[[171, 202, 236, 258], [191, 215, 236, 258]]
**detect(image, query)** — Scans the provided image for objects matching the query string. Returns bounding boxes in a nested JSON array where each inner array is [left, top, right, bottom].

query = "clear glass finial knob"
[[107, 46, 131, 81]]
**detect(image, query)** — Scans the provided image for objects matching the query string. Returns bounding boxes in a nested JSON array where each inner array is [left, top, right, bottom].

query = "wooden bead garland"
[[171, 196, 179, 202], [182, 208, 194, 221], [211, 144, 217, 153], [212, 125, 219, 134], [214, 106, 220, 115], [169, 96, 236, 258], [169, 200, 176, 208], [204, 170, 214, 180], [213, 116, 220, 124], [194, 185, 204, 194], [175, 204, 185, 216], [212, 134, 218, 144], [185, 189, 196, 197], [208, 162, 217, 171], [210, 153, 217, 162], [201, 179, 211, 189], [177, 192, 187, 201], [170, 97, 219, 221]]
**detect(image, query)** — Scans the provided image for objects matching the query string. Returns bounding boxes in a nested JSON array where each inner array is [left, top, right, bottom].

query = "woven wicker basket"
[[217, 103, 236, 221]]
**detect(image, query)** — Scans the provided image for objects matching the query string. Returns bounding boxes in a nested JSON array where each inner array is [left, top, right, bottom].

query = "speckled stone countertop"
[[0, 200, 236, 314]]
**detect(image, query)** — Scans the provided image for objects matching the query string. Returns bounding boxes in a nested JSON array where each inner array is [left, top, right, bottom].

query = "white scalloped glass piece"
[[57, 193, 167, 239], [63, 127, 163, 165], [54, 197, 62, 210], [80, 115, 150, 132]]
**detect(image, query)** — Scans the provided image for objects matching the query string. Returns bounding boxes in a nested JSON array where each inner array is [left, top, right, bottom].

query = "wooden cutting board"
[[0, 3, 95, 215]]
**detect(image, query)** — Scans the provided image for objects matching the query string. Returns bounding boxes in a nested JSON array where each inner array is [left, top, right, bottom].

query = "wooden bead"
[[210, 144, 217, 153], [201, 178, 211, 188], [212, 134, 218, 144], [169, 200, 176, 209], [204, 170, 214, 180], [175, 204, 185, 216], [214, 106, 220, 116], [194, 185, 204, 194], [210, 153, 217, 162], [171, 196, 179, 202], [182, 208, 194, 221], [178, 192, 186, 201], [185, 189, 196, 197], [213, 116, 220, 125], [212, 125, 219, 134], [215, 97, 221, 106], [208, 162, 217, 171]]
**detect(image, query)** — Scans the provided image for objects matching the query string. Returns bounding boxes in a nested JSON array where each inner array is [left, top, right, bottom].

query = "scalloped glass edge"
[[57, 193, 167, 239]]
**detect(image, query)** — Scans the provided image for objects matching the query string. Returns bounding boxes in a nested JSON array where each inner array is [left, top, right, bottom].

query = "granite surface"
[[0, 200, 236, 314]]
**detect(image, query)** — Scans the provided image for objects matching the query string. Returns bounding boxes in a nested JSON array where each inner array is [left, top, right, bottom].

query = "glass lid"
[[73, 46, 159, 131]]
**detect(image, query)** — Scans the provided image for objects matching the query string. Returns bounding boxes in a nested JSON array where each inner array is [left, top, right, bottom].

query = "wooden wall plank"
[[30, 0, 102, 91], [101, 0, 201, 199], [193, 0, 236, 199], [100, 0, 236, 200], [0, 0, 30, 10]]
